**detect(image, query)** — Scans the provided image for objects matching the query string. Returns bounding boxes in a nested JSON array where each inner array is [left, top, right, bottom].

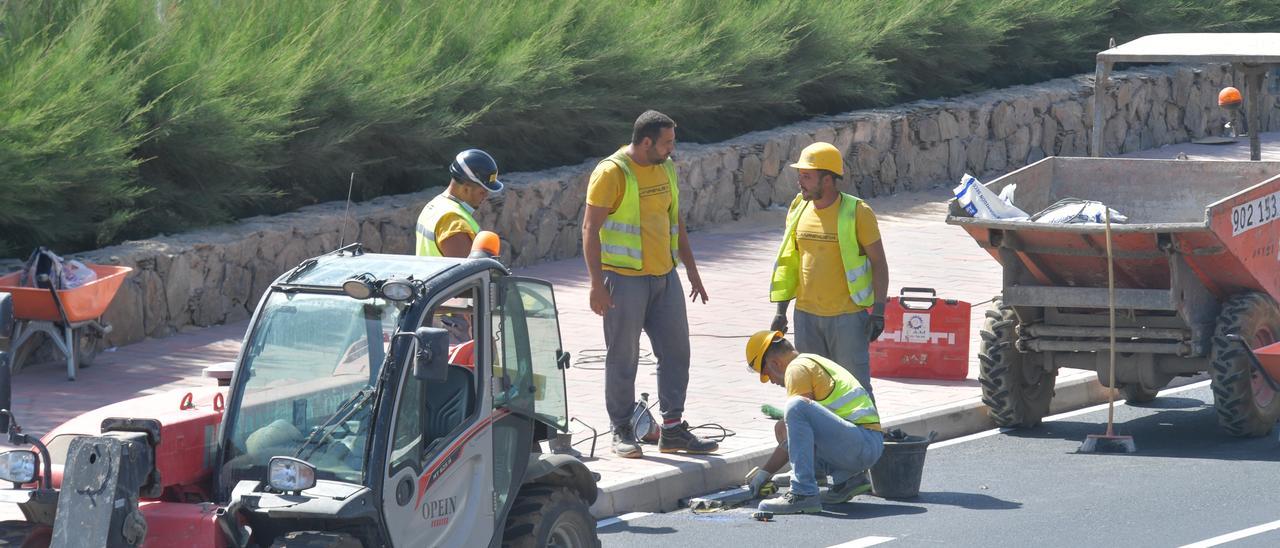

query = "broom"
[[1080, 207, 1137, 453]]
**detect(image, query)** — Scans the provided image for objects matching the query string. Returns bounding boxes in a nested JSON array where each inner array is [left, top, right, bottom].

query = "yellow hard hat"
[[745, 330, 784, 383], [790, 142, 843, 176]]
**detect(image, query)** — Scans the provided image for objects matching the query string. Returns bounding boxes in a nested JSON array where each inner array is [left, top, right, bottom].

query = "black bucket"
[[869, 432, 935, 499]]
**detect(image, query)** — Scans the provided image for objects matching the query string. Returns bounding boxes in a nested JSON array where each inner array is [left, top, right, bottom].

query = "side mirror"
[[412, 327, 450, 383]]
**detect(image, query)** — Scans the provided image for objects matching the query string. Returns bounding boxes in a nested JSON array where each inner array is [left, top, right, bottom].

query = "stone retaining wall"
[[7, 65, 1277, 347]]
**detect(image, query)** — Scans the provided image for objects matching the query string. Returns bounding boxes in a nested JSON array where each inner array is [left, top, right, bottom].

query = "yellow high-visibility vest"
[[598, 149, 679, 270], [799, 353, 880, 429], [415, 193, 480, 257], [769, 193, 873, 307]]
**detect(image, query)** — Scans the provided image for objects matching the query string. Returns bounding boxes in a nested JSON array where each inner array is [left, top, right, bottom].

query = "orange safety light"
[[1219, 86, 1243, 109]]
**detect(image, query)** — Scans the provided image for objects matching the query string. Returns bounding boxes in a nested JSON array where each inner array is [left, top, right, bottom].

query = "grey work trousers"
[[794, 309, 875, 402], [603, 269, 690, 427]]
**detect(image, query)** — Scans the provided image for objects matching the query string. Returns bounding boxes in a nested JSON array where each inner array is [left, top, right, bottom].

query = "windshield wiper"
[[283, 258, 320, 283], [294, 387, 375, 462]]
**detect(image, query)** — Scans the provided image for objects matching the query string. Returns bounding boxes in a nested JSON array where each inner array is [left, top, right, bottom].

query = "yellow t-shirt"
[[434, 211, 475, 249], [585, 150, 675, 277], [784, 356, 835, 400], [795, 196, 880, 316]]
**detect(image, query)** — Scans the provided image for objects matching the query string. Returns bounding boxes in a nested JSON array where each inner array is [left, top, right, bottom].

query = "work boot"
[[612, 425, 642, 459], [758, 491, 823, 515], [821, 472, 872, 504], [658, 421, 719, 454]]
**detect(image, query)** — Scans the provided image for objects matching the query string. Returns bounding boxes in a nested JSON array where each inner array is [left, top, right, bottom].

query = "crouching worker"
[[743, 330, 884, 514]]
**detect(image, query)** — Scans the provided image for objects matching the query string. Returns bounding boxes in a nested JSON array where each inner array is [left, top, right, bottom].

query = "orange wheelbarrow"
[[0, 264, 132, 380]]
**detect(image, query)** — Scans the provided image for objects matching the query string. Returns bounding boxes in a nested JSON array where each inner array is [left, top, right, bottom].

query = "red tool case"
[[870, 287, 971, 380]]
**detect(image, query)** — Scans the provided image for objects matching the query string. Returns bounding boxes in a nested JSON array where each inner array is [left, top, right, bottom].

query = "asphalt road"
[[597, 380, 1280, 547]]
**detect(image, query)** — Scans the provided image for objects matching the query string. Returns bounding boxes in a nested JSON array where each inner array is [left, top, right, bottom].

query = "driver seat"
[[423, 365, 476, 446]]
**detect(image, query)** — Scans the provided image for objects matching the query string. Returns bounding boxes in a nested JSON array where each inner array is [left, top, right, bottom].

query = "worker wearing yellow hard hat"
[[770, 142, 889, 399], [742, 330, 883, 514]]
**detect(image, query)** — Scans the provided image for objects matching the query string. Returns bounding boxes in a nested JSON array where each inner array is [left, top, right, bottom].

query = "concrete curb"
[[589, 373, 1115, 517]]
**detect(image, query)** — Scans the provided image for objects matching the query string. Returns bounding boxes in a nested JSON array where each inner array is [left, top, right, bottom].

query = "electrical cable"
[[571, 348, 656, 371]]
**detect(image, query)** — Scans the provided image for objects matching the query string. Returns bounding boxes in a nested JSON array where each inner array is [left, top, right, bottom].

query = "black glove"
[[867, 314, 885, 342], [770, 314, 788, 334]]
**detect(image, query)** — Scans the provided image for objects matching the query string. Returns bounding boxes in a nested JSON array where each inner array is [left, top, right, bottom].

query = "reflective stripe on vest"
[[598, 149, 679, 271], [801, 353, 880, 426], [769, 192, 874, 307], [415, 193, 480, 257]]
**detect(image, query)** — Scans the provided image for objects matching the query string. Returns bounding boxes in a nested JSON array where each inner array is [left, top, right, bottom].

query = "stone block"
[[970, 105, 992, 140], [162, 254, 193, 326], [1042, 116, 1059, 155], [813, 126, 836, 146], [937, 111, 960, 140], [948, 140, 966, 180], [991, 102, 1014, 139], [878, 155, 898, 194], [916, 116, 942, 143], [761, 141, 782, 178], [985, 141, 1008, 173], [1007, 126, 1032, 167], [853, 143, 881, 176], [103, 273, 146, 346]]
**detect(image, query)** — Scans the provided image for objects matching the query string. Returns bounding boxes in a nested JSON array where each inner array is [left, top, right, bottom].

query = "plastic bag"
[[61, 260, 98, 289], [1030, 198, 1129, 225], [953, 174, 1028, 220]]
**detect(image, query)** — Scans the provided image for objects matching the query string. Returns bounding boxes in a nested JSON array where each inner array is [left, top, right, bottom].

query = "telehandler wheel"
[[502, 485, 599, 548], [1120, 383, 1159, 404], [0, 520, 51, 547], [1210, 292, 1280, 437], [978, 299, 1056, 428]]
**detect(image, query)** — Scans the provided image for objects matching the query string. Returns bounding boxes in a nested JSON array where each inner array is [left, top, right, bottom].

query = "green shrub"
[[1, 0, 1277, 257]]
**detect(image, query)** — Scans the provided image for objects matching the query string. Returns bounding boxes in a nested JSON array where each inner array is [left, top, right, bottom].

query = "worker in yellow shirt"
[[769, 142, 889, 402], [742, 330, 884, 514], [581, 110, 717, 459], [415, 148, 505, 258]]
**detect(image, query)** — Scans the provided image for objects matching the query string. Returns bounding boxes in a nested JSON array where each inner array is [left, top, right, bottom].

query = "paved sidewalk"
[[1, 188, 1085, 518], [3, 133, 1275, 519]]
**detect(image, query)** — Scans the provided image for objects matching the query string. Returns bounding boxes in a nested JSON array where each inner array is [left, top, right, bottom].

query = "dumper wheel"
[[1120, 384, 1159, 404], [0, 520, 52, 547], [502, 485, 599, 548], [1210, 292, 1280, 438], [979, 299, 1056, 428]]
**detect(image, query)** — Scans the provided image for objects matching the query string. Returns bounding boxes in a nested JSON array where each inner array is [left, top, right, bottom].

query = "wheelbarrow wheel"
[[979, 299, 1056, 428], [74, 326, 101, 368], [1210, 292, 1280, 438]]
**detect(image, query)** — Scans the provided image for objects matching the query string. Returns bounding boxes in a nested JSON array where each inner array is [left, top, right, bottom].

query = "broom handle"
[[1105, 208, 1117, 436]]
